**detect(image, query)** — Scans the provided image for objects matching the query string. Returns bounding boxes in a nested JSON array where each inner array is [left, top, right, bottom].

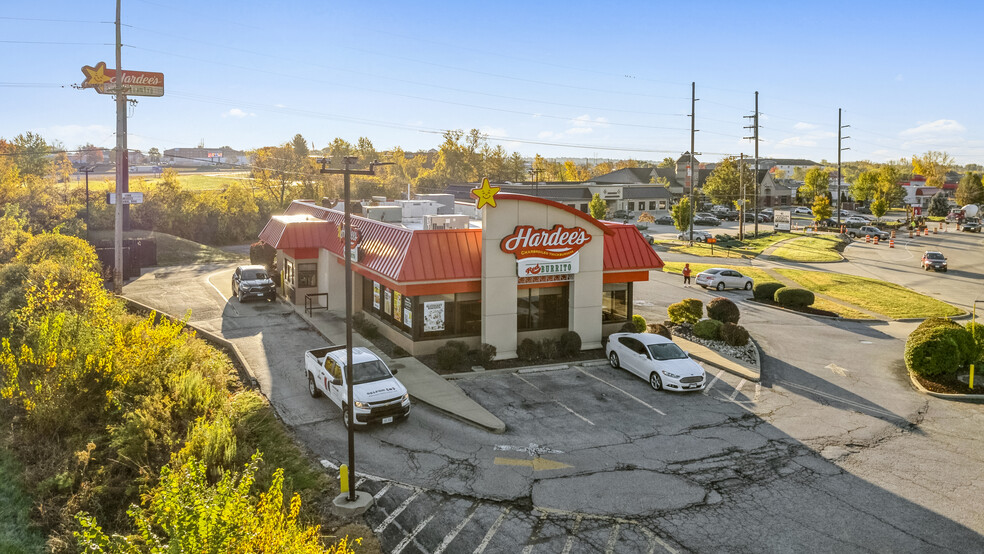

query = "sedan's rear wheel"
[[716, 282, 725, 291], [649, 373, 662, 391], [609, 352, 620, 369]]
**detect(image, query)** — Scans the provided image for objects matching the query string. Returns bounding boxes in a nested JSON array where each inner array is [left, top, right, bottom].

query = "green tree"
[[876, 163, 907, 207], [147, 147, 161, 164], [912, 151, 953, 188], [701, 156, 755, 208], [671, 197, 693, 232], [849, 170, 879, 204], [657, 157, 675, 168], [811, 194, 832, 223], [870, 197, 888, 219], [506, 152, 527, 182], [928, 191, 950, 217], [356, 136, 377, 163], [955, 172, 984, 206], [588, 193, 607, 219], [801, 167, 830, 204], [12, 132, 51, 177]]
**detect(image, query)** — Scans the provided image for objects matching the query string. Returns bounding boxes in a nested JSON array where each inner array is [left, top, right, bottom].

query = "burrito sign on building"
[[500, 224, 592, 277]]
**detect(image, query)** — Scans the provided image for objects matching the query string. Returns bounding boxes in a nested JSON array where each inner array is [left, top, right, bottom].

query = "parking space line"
[[521, 512, 549, 554], [432, 502, 478, 554], [374, 490, 421, 534], [729, 379, 746, 401], [373, 482, 392, 501], [777, 379, 907, 421], [604, 523, 621, 554], [576, 368, 666, 415], [516, 374, 595, 425], [561, 514, 583, 554], [391, 511, 436, 554], [703, 369, 725, 396], [474, 507, 510, 554], [754, 383, 761, 403], [639, 525, 679, 554]]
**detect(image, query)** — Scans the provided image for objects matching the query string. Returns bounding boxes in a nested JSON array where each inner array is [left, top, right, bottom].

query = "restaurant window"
[[627, 201, 635, 211], [649, 201, 656, 210], [602, 283, 629, 322], [456, 292, 482, 335], [298, 263, 317, 288], [518, 286, 569, 331], [580, 203, 588, 213], [659, 200, 667, 210]]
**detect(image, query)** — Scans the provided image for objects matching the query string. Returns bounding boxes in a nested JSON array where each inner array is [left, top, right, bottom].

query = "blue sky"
[[3, 0, 982, 165]]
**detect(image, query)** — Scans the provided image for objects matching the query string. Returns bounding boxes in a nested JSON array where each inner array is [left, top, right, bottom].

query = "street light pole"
[[82, 165, 95, 239], [319, 156, 393, 503]]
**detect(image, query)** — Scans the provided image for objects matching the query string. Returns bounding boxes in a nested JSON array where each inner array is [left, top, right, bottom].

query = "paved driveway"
[[124, 263, 984, 553]]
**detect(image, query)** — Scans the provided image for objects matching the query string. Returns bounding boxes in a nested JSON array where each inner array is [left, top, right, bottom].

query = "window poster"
[[393, 291, 402, 322], [384, 290, 392, 315], [423, 301, 445, 332], [373, 282, 380, 310], [403, 301, 413, 329]]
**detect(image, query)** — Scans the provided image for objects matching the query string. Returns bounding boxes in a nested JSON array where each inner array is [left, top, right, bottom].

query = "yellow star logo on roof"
[[81, 62, 112, 87], [472, 177, 500, 209]]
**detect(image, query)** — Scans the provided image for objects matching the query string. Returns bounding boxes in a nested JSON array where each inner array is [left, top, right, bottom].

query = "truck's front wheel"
[[342, 404, 352, 429], [307, 373, 322, 398]]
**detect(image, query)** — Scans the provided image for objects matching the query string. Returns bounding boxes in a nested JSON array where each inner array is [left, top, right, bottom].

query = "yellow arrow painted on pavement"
[[494, 456, 573, 471]]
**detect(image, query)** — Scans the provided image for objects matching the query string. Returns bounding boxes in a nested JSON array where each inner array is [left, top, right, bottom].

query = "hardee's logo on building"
[[500, 224, 591, 260]]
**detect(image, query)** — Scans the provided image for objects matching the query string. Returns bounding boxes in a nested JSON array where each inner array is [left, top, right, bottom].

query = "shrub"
[[631, 314, 647, 333], [965, 322, 984, 364], [470, 343, 497, 367], [753, 282, 785, 302], [558, 331, 582, 357], [647, 323, 672, 339], [720, 322, 750, 346], [435, 343, 468, 372], [693, 319, 723, 340], [667, 298, 703, 324], [517, 338, 541, 362], [539, 339, 559, 360], [445, 340, 469, 355], [706, 297, 740, 324], [774, 287, 815, 309], [905, 326, 964, 377]]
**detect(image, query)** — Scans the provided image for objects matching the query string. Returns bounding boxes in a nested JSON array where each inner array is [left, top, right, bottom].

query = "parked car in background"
[[677, 229, 714, 242], [719, 210, 739, 221], [960, 217, 981, 232], [744, 212, 769, 222], [793, 207, 813, 215], [693, 215, 722, 226], [847, 226, 889, 240], [605, 333, 706, 392], [654, 214, 675, 225], [610, 210, 630, 220], [817, 218, 837, 227], [921, 251, 948, 272], [843, 216, 869, 227], [856, 205, 871, 214], [232, 265, 276, 302], [695, 267, 754, 291]]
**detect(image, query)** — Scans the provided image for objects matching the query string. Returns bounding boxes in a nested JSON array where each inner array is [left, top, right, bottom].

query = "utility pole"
[[81, 165, 95, 239], [837, 108, 851, 228], [318, 156, 392, 505], [688, 82, 698, 242], [739, 153, 745, 241], [113, 0, 127, 293], [528, 167, 544, 196], [743, 92, 760, 236]]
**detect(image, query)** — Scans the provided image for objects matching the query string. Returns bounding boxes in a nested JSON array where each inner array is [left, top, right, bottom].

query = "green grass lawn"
[[775, 268, 963, 319], [0, 447, 45, 553], [662, 232, 798, 258], [79, 171, 251, 192], [662, 262, 778, 286], [767, 234, 844, 262], [89, 230, 247, 266]]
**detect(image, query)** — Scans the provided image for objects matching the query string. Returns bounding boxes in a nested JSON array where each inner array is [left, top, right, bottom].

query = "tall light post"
[[81, 165, 95, 238], [318, 156, 392, 504]]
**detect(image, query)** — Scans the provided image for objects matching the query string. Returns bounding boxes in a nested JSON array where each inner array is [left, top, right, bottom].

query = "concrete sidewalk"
[[295, 307, 507, 433]]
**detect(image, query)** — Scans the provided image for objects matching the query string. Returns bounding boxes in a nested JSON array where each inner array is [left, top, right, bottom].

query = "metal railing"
[[304, 293, 329, 317]]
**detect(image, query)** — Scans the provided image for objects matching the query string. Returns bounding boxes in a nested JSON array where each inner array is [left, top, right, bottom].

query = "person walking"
[[682, 263, 692, 287]]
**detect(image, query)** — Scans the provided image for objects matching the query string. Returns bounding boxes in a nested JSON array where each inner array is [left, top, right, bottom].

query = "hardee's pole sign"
[[81, 62, 164, 97], [500, 224, 592, 277]]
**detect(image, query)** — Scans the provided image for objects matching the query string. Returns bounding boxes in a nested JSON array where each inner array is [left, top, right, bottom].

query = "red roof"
[[269, 201, 662, 284]]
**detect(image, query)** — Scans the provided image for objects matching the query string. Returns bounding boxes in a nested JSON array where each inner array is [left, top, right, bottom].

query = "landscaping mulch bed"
[[668, 323, 757, 365], [418, 348, 607, 376], [913, 372, 984, 395]]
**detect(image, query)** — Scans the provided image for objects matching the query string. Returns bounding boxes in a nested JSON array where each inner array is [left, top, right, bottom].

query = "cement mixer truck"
[[960, 204, 981, 232]]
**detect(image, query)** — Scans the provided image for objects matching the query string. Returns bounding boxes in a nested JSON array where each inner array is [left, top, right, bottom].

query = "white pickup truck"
[[305, 345, 411, 429]]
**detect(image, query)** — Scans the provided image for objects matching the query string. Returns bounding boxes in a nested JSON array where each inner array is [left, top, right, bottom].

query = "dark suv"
[[921, 251, 947, 272], [232, 265, 276, 302]]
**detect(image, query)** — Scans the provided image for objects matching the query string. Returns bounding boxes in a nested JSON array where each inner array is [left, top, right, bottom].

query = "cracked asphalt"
[[124, 261, 984, 553]]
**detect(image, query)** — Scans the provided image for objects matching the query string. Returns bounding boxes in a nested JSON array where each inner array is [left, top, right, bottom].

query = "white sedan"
[[676, 230, 714, 242], [695, 268, 753, 291], [605, 333, 706, 391]]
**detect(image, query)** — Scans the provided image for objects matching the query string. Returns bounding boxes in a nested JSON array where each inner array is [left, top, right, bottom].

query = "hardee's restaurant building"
[[258, 180, 664, 359]]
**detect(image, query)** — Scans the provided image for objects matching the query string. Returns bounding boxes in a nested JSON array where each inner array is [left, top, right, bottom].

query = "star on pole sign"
[[472, 177, 500, 209], [81, 62, 112, 87]]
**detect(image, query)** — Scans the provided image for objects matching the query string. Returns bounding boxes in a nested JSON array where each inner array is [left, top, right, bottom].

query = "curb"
[[907, 370, 984, 402]]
